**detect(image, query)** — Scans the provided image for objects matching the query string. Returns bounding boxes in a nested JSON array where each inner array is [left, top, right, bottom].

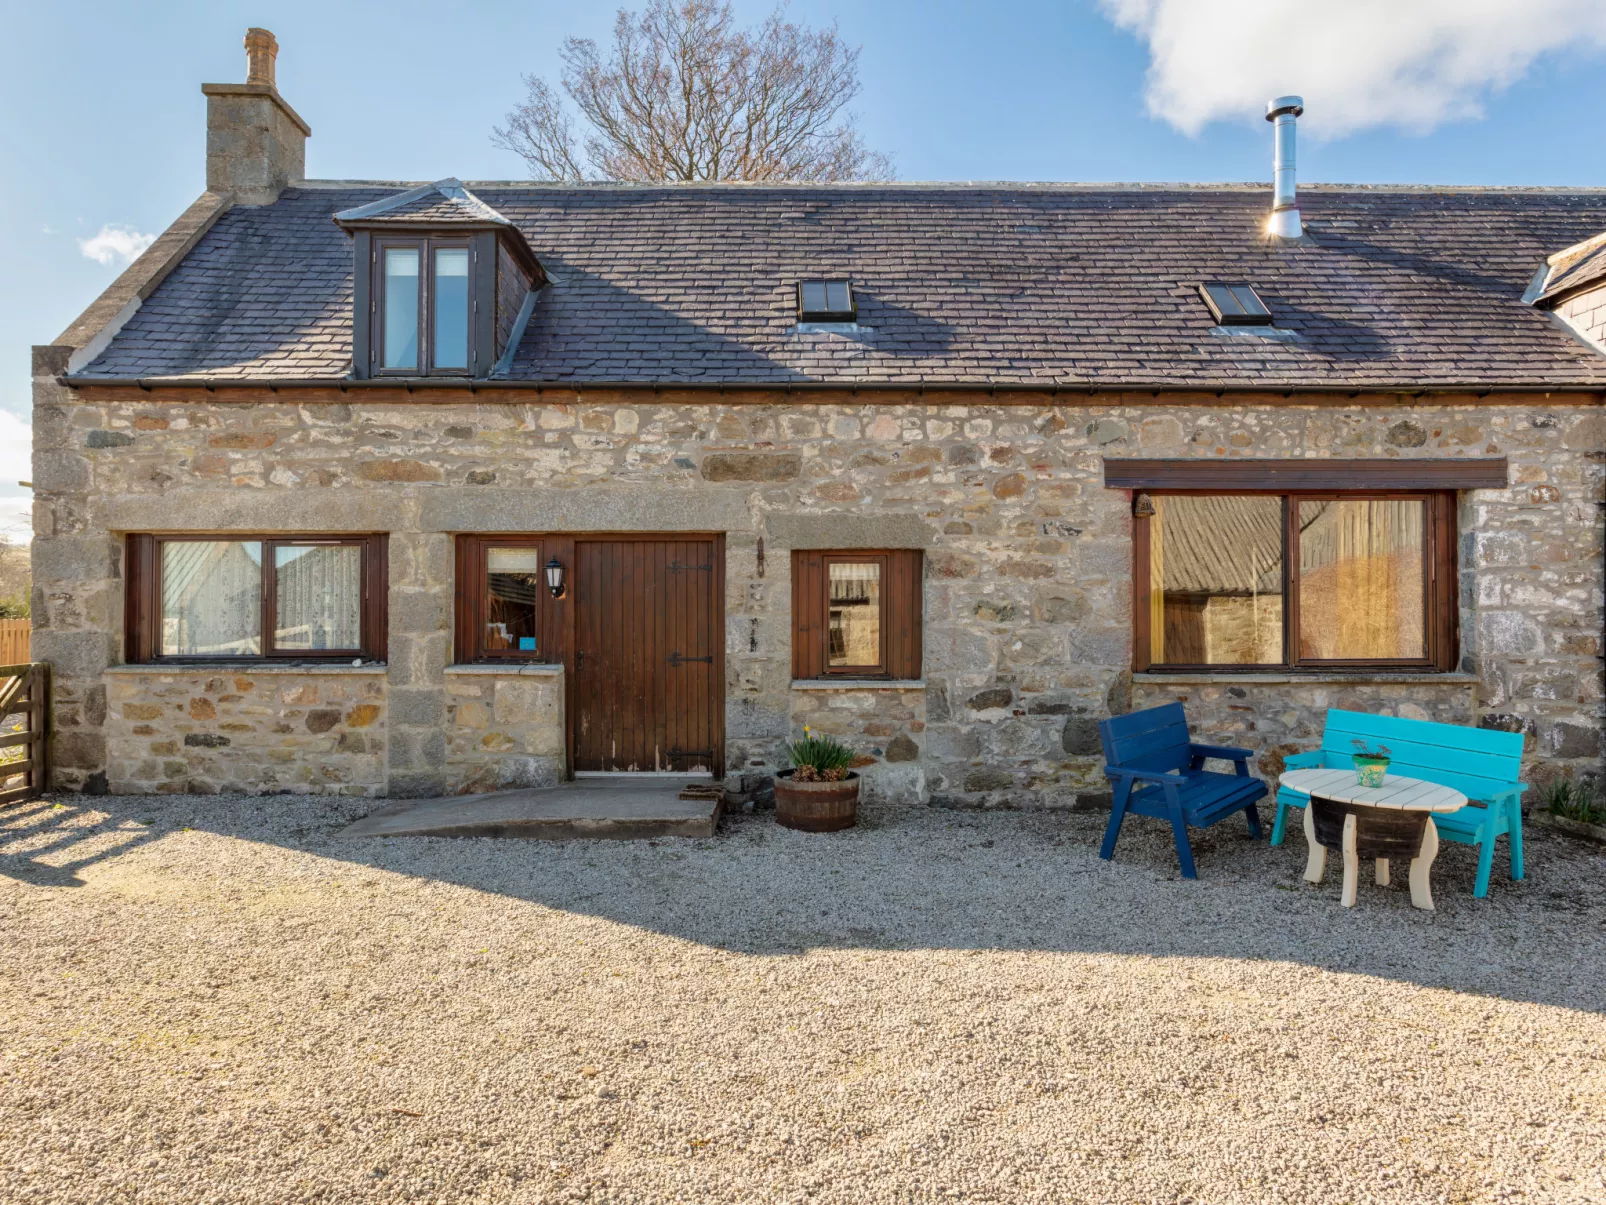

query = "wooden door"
[[573, 537, 723, 774]]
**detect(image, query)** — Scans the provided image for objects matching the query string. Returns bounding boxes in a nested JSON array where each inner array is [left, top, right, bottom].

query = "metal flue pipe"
[[1265, 95, 1304, 239]]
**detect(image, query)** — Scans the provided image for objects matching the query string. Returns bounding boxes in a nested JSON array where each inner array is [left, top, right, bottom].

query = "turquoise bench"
[[1271, 709, 1527, 898]]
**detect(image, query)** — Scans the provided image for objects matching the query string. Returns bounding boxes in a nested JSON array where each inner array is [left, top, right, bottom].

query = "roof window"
[[1200, 283, 1273, 326], [798, 280, 855, 323]]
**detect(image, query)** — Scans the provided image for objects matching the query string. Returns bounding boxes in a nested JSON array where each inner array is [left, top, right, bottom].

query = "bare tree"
[[494, 0, 893, 183]]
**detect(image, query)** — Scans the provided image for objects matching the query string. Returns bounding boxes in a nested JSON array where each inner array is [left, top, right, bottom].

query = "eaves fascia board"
[[57, 375, 1606, 397]]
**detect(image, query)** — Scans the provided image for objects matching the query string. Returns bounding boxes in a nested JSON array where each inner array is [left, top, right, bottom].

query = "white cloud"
[[78, 224, 157, 268], [1099, 0, 1606, 137]]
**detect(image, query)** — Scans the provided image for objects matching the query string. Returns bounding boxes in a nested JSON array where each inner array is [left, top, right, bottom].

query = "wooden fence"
[[0, 620, 28, 665], [0, 663, 49, 806]]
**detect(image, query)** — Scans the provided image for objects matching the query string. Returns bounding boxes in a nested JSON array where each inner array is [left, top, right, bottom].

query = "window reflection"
[[827, 561, 881, 668], [485, 548, 541, 653], [1299, 500, 1426, 659], [432, 247, 469, 370], [383, 248, 419, 370], [1150, 496, 1284, 665], [273, 545, 362, 651], [161, 541, 263, 656]]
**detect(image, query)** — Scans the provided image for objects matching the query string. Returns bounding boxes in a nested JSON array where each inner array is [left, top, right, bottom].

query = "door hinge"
[[667, 652, 713, 667], [668, 561, 713, 573]]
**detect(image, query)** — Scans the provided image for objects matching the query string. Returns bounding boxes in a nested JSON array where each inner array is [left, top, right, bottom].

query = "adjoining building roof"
[[76, 181, 1606, 389], [1525, 230, 1606, 307]]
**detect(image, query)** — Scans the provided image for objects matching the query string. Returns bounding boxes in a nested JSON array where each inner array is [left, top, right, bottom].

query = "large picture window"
[[791, 550, 923, 680], [1133, 492, 1456, 672], [124, 535, 387, 663]]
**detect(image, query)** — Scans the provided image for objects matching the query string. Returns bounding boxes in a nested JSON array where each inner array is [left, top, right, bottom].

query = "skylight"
[[1200, 283, 1273, 326], [798, 280, 855, 323]]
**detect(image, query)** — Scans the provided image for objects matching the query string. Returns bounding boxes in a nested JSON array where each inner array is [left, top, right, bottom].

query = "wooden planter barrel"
[[1310, 795, 1430, 860], [774, 770, 860, 832]]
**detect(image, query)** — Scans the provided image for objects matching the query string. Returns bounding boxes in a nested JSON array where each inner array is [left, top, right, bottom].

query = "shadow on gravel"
[[8, 792, 1605, 1015], [0, 799, 160, 887]]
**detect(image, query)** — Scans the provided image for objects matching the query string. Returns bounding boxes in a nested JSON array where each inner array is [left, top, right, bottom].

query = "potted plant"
[[774, 727, 861, 832], [1351, 739, 1392, 788]]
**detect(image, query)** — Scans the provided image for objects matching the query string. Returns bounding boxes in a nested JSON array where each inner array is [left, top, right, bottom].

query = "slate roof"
[[79, 181, 1606, 388], [332, 178, 514, 227]]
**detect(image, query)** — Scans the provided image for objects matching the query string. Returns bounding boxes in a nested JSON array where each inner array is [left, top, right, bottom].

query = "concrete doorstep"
[[338, 777, 722, 841]]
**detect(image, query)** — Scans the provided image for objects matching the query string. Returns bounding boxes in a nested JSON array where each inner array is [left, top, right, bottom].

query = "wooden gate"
[[0, 663, 50, 806], [572, 537, 723, 774]]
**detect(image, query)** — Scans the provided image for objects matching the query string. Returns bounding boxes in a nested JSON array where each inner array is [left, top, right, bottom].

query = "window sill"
[[791, 678, 926, 690], [1133, 671, 1478, 687], [107, 662, 388, 675], [446, 663, 564, 676]]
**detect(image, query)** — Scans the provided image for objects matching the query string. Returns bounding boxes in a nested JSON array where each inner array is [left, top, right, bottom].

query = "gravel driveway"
[[3, 792, 1603, 1204]]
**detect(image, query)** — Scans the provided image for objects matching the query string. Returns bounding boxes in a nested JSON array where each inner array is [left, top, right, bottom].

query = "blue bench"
[[1098, 702, 1268, 879], [1271, 709, 1526, 898]]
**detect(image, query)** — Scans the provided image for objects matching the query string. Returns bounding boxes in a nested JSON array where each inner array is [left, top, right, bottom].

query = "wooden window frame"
[[1132, 490, 1457, 674], [455, 534, 562, 664], [791, 549, 923, 681], [369, 235, 475, 378], [124, 534, 388, 664]]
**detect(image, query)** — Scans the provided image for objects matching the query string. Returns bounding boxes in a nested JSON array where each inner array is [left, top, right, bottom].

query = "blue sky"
[[3, 0, 1605, 538]]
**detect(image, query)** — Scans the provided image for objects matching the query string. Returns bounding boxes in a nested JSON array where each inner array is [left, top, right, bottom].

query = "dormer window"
[[1200, 282, 1273, 326], [376, 239, 471, 373], [798, 280, 855, 323], [336, 179, 547, 380]]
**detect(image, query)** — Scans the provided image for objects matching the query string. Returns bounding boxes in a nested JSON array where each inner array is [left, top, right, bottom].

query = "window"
[[382, 248, 420, 369], [373, 237, 473, 376], [792, 550, 922, 680], [797, 280, 855, 323], [1200, 282, 1273, 325], [455, 536, 553, 662], [1133, 492, 1456, 671], [124, 535, 387, 663], [432, 247, 470, 370]]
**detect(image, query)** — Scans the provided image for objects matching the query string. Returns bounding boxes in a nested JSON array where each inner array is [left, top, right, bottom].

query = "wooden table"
[[1280, 768, 1467, 910]]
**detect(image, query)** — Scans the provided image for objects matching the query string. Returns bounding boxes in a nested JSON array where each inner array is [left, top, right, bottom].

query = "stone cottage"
[[30, 32, 1605, 805]]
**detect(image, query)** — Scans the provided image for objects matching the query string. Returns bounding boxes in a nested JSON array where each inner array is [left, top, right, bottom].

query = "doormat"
[[679, 783, 725, 802]]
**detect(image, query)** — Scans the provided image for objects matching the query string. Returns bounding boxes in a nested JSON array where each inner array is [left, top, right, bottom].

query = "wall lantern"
[[545, 556, 566, 598]]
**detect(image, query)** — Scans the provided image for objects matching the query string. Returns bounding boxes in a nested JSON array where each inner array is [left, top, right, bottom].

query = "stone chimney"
[[201, 28, 311, 206]]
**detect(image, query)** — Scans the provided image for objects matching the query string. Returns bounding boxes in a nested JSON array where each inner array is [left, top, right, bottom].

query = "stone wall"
[[444, 667, 564, 795], [103, 667, 385, 796], [788, 681, 926, 804], [30, 377, 1606, 803]]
